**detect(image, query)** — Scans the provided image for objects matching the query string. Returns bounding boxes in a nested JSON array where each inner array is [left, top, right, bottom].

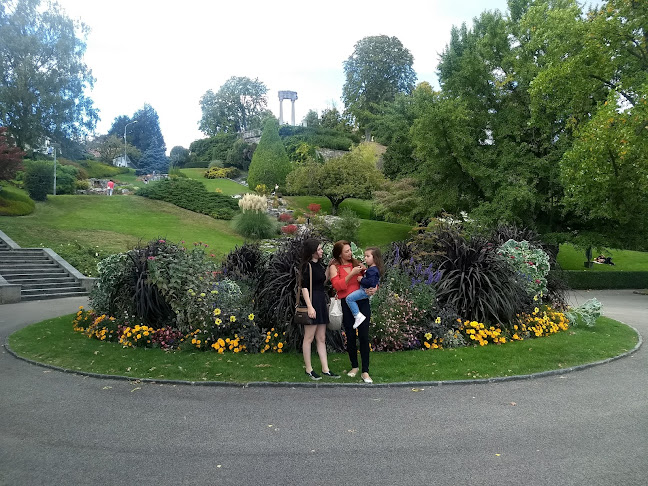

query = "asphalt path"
[[1, 291, 646, 486]]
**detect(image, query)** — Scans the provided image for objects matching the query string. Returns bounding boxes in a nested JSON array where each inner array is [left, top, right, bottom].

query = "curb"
[[4, 325, 642, 389]]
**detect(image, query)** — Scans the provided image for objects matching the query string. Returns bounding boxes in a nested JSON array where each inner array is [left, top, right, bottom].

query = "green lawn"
[[8, 315, 638, 383], [179, 168, 249, 196], [284, 196, 374, 219], [557, 243, 648, 271], [0, 195, 243, 257], [358, 219, 413, 248]]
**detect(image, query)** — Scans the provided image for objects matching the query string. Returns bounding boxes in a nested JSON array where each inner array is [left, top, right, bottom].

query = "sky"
[[54, 0, 510, 153]]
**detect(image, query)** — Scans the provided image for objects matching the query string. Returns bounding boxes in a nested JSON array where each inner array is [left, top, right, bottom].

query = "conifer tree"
[[246, 119, 291, 190]]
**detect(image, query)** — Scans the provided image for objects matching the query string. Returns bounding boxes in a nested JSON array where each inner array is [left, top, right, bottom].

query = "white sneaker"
[[353, 312, 366, 329]]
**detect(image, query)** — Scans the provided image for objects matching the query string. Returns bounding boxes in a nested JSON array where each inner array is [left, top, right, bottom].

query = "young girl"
[[345, 247, 383, 329]]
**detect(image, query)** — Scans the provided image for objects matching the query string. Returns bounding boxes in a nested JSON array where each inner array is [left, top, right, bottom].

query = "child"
[[346, 247, 383, 329]]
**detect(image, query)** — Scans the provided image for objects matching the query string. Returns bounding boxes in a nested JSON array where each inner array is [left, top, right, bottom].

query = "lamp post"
[[123, 120, 138, 166], [49, 142, 60, 195]]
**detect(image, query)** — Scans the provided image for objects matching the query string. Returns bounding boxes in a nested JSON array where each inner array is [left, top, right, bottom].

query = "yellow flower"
[[213, 308, 221, 316], [248, 313, 255, 320], [277, 343, 283, 349], [435, 317, 441, 324], [274, 333, 278, 338], [230, 316, 236, 322], [424, 342, 431, 349], [215, 318, 222, 325], [424, 332, 432, 340]]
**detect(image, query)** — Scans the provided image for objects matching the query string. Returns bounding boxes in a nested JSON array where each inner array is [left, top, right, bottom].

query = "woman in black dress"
[[300, 238, 340, 380]]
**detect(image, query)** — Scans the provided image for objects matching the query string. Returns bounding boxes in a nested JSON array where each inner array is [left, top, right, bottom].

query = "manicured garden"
[[9, 222, 636, 384]]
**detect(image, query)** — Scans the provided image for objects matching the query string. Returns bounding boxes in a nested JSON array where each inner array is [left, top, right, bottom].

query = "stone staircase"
[[0, 232, 94, 303]]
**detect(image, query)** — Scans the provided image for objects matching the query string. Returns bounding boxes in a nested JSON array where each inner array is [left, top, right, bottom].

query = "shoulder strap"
[[296, 262, 314, 304]]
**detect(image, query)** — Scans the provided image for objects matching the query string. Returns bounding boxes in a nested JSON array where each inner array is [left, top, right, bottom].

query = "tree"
[[560, 89, 648, 248], [23, 160, 53, 201], [199, 76, 268, 135], [247, 119, 291, 190], [225, 139, 256, 171], [92, 134, 140, 165], [108, 104, 166, 164], [342, 35, 416, 140], [0, 127, 25, 182], [169, 146, 190, 167], [302, 110, 319, 127], [373, 178, 423, 224], [286, 144, 384, 214], [0, 0, 98, 150], [138, 136, 169, 175]]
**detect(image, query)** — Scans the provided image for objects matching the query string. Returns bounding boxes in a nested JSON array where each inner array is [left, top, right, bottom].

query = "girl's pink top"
[[330, 263, 360, 299]]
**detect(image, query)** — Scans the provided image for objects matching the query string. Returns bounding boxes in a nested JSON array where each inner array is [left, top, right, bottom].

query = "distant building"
[[113, 155, 134, 168]]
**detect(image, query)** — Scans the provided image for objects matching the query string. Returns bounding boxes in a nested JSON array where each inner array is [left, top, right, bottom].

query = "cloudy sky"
[[55, 0, 510, 152]]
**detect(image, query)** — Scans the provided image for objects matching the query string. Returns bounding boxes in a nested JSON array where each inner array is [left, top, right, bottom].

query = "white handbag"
[[327, 298, 343, 331]]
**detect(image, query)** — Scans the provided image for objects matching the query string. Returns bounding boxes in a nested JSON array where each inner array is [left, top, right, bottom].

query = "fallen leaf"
[[102, 386, 112, 390], [130, 387, 141, 393], [510, 402, 517, 406], [495, 453, 501, 457], [411, 388, 423, 392], [268, 424, 273, 428], [255, 364, 271, 368]]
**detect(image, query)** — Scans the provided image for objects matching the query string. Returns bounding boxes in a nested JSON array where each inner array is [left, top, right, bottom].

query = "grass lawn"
[[179, 168, 249, 196], [557, 243, 648, 271], [8, 315, 637, 383], [284, 196, 374, 219], [358, 219, 413, 248], [0, 195, 243, 257]]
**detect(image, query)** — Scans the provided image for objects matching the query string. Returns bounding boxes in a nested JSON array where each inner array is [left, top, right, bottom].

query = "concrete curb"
[[4, 325, 642, 389]]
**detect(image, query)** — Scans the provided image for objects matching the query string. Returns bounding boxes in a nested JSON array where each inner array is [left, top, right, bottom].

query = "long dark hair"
[[300, 238, 321, 273], [331, 240, 360, 267], [365, 246, 384, 280]]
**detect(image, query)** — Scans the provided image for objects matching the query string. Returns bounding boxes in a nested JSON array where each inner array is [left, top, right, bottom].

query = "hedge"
[[136, 178, 239, 220], [559, 270, 648, 289]]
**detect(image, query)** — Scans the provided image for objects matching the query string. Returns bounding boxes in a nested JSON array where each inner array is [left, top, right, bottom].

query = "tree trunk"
[[364, 127, 371, 142]]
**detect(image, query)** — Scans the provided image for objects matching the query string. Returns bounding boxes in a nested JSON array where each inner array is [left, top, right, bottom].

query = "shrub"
[[328, 208, 361, 243], [238, 193, 267, 212], [431, 225, 531, 328], [278, 212, 293, 222], [232, 211, 278, 239], [221, 243, 267, 282], [0, 184, 35, 216], [307, 203, 321, 214], [136, 178, 238, 219], [23, 160, 53, 201], [281, 224, 298, 234], [559, 270, 648, 289], [204, 166, 240, 179], [497, 239, 550, 298], [75, 180, 90, 190]]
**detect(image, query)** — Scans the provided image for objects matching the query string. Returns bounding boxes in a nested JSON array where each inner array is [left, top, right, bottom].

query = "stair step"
[[5, 277, 76, 285], [21, 290, 90, 301], [20, 282, 82, 290], [0, 258, 52, 264], [0, 265, 60, 272], [2, 271, 68, 278], [21, 287, 86, 296]]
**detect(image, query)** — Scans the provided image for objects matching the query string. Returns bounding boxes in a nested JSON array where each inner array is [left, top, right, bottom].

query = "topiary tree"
[[246, 119, 291, 190], [139, 136, 169, 174]]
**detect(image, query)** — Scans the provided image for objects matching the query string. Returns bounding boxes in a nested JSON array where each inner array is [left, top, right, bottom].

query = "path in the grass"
[[1, 291, 646, 486]]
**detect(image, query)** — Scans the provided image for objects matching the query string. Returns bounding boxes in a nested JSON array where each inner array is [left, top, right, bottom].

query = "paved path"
[[1, 291, 646, 486]]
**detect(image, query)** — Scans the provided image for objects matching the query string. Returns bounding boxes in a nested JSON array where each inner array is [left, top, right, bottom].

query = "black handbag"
[[294, 263, 313, 325]]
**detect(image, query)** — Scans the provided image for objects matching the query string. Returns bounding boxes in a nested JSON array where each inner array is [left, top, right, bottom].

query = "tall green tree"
[[246, 119, 291, 190], [199, 76, 268, 135], [342, 35, 416, 140], [0, 0, 98, 150], [108, 104, 166, 163], [138, 136, 169, 175]]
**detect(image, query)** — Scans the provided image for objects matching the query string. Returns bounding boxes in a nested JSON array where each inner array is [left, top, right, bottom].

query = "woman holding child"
[[328, 240, 380, 384]]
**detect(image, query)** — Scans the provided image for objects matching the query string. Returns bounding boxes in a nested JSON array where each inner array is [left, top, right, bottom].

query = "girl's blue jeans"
[[345, 288, 369, 317]]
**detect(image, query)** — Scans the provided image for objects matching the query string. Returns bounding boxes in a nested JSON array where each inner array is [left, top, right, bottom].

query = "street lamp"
[[123, 120, 138, 167]]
